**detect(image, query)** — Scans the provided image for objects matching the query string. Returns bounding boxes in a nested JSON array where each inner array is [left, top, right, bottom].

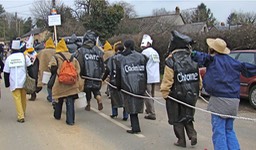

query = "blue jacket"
[[192, 51, 256, 98]]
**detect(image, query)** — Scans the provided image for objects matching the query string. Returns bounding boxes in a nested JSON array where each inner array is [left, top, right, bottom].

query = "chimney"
[[175, 6, 180, 15], [220, 22, 225, 26]]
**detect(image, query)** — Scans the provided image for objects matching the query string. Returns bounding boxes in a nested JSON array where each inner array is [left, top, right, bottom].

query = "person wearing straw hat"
[[49, 38, 80, 125], [3, 40, 33, 123], [191, 38, 256, 150], [140, 34, 160, 120], [24, 34, 39, 101], [160, 30, 201, 148]]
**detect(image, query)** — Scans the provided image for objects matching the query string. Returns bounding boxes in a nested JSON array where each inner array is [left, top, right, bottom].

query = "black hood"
[[83, 30, 97, 46], [68, 34, 78, 44], [167, 30, 195, 54]]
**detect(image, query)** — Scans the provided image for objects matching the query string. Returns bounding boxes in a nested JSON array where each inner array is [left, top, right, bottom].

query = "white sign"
[[9, 56, 25, 67], [48, 14, 61, 26]]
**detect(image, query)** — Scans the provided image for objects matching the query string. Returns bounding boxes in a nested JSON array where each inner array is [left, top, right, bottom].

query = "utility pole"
[[15, 12, 18, 37], [52, 0, 57, 46], [52, 0, 56, 8]]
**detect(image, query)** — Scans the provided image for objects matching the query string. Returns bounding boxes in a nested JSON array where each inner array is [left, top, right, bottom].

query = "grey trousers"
[[144, 83, 156, 117]]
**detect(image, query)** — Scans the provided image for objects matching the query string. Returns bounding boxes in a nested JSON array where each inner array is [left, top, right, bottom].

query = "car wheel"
[[249, 85, 256, 109]]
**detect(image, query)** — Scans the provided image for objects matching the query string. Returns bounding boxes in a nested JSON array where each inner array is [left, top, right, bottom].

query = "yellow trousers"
[[12, 88, 27, 120]]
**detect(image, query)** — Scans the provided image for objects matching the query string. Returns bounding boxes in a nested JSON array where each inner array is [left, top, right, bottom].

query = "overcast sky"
[[1, 0, 256, 23]]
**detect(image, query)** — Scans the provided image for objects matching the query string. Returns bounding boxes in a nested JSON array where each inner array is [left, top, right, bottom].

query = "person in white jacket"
[[3, 40, 32, 123], [141, 34, 160, 120]]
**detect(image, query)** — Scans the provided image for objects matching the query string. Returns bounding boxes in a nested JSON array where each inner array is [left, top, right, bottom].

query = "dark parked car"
[[199, 50, 256, 109]]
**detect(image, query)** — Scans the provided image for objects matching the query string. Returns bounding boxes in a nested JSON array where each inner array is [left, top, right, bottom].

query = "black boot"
[[29, 93, 36, 101]]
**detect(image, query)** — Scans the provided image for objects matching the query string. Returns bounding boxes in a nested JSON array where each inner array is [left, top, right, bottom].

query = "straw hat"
[[206, 38, 230, 54]]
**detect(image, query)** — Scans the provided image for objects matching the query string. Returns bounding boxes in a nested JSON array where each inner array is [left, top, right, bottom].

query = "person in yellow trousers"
[[3, 40, 32, 123]]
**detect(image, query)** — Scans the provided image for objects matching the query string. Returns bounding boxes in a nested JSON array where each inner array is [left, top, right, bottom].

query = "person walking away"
[[3, 40, 33, 123], [24, 35, 39, 101], [160, 30, 201, 147], [102, 41, 128, 121], [191, 38, 256, 150], [140, 34, 160, 120], [75, 30, 104, 111], [37, 37, 56, 103], [49, 38, 80, 125], [115, 39, 147, 134], [66, 34, 80, 55], [0, 42, 4, 60], [0, 55, 4, 100], [103, 40, 115, 97], [103, 40, 115, 61]]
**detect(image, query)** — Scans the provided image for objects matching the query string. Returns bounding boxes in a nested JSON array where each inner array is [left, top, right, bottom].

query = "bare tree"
[[236, 11, 256, 25], [31, 0, 53, 27], [74, 0, 91, 15], [181, 8, 196, 24], [30, 0, 85, 37], [113, 1, 137, 18], [152, 8, 170, 16]]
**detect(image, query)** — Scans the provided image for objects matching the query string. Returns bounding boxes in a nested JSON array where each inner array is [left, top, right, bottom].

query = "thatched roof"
[[174, 22, 208, 34], [128, 14, 185, 33], [21, 28, 45, 38]]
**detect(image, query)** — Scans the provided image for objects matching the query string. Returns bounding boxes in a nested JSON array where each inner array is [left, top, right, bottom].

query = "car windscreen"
[[236, 52, 255, 65]]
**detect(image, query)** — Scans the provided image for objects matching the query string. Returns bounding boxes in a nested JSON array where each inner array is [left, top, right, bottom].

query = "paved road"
[[0, 82, 255, 150]]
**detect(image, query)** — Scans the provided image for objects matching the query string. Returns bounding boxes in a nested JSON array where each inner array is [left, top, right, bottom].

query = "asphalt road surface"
[[0, 82, 255, 150]]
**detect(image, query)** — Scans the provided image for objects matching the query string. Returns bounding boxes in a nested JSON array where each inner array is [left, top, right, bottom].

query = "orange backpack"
[[57, 53, 78, 85]]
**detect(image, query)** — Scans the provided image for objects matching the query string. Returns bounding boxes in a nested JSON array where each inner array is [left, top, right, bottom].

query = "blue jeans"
[[211, 114, 240, 150], [54, 96, 75, 125], [112, 107, 128, 119], [47, 88, 53, 102]]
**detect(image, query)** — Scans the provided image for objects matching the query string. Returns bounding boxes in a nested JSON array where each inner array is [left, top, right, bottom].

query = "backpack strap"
[[57, 52, 67, 61], [69, 55, 74, 62], [57, 52, 73, 62], [54, 55, 58, 66]]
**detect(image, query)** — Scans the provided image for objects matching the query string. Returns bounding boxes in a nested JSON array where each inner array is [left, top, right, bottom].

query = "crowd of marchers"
[[1, 29, 256, 150]]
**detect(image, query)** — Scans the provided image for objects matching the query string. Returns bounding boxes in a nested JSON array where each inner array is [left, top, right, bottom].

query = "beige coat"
[[37, 48, 55, 87], [49, 52, 81, 100]]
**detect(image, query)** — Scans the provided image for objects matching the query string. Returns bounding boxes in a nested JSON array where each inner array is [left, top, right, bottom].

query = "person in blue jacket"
[[191, 38, 256, 150]]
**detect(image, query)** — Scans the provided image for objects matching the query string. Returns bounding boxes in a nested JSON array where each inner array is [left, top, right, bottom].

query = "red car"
[[199, 50, 256, 109]]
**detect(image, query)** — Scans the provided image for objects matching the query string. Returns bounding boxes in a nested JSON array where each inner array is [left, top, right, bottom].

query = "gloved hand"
[[117, 85, 121, 91], [191, 50, 197, 57]]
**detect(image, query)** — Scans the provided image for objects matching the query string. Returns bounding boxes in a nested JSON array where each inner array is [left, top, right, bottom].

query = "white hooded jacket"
[[142, 47, 160, 84]]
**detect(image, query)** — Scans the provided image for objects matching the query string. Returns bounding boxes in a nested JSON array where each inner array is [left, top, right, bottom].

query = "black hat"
[[124, 39, 135, 50], [168, 30, 195, 52]]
